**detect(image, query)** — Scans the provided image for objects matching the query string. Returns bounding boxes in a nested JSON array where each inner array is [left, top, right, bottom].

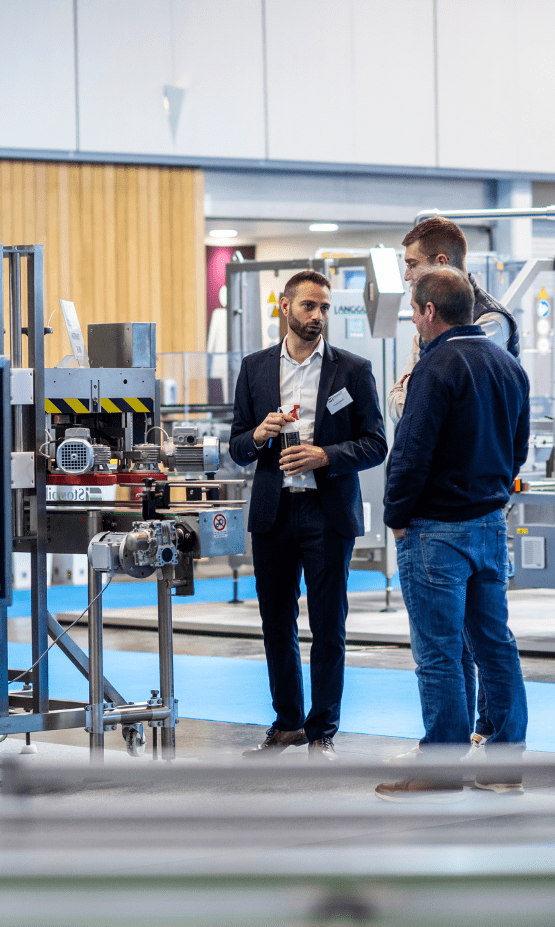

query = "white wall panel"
[[515, 1, 555, 173], [0, 0, 76, 150], [265, 0, 435, 167], [265, 0, 355, 163], [351, 0, 436, 167], [78, 0, 264, 158], [436, 0, 518, 171], [172, 0, 265, 159], [2, 0, 555, 178], [78, 0, 173, 154]]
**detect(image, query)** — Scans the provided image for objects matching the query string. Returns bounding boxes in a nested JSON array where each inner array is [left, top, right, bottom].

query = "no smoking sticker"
[[213, 513, 227, 537]]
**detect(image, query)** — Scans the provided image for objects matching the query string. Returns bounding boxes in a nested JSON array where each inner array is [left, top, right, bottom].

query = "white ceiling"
[[204, 218, 407, 248]]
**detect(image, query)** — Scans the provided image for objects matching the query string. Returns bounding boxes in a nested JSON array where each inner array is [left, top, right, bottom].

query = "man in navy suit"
[[230, 270, 387, 760]]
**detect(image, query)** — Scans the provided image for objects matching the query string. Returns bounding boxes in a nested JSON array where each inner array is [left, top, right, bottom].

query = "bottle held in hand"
[[279, 403, 300, 450]]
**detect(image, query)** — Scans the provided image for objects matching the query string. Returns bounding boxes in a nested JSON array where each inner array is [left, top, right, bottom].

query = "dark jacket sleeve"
[[321, 359, 387, 477], [229, 357, 265, 467], [383, 364, 449, 529], [512, 389, 530, 481]]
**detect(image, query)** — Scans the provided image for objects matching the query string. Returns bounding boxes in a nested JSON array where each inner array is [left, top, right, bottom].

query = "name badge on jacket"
[[326, 388, 353, 414]]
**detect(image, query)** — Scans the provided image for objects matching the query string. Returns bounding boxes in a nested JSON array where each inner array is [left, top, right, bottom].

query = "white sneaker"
[[388, 744, 422, 764], [462, 732, 489, 761], [474, 777, 524, 794]]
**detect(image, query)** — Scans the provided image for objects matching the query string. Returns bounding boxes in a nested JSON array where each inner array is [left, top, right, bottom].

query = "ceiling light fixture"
[[309, 223, 338, 232], [163, 85, 185, 141], [209, 229, 238, 239]]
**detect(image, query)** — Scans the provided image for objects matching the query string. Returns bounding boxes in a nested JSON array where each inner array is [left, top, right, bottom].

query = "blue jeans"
[[395, 511, 527, 749], [461, 634, 494, 736]]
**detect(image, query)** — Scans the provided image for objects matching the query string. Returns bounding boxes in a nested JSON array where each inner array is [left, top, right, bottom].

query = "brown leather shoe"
[[375, 777, 464, 802], [308, 737, 339, 762], [242, 727, 308, 757]]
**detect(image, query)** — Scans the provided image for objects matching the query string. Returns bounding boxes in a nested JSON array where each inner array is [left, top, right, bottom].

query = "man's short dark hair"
[[414, 266, 475, 326], [402, 217, 468, 270], [283, 270, 331, 302]]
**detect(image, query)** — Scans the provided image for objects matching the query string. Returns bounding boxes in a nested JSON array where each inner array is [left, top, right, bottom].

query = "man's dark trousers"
[[252, 489, 354, 741], [230, 339, 387, 741]]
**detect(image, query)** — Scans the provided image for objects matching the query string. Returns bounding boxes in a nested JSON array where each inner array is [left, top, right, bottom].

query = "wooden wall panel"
[[0, 160, 206, 368]]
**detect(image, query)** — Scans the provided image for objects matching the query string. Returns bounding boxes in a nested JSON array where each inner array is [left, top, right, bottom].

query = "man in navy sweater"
[[389, 218, 520, 758], [376, 266, 530, 800]]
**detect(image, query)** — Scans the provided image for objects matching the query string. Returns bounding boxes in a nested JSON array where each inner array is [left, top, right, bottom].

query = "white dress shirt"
[[280, 335, 325, 490]]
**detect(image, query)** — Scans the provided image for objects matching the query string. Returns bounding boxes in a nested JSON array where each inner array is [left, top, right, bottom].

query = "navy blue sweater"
[[384, 325, 530, 528]]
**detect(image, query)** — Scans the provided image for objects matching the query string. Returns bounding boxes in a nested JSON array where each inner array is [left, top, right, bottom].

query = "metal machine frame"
[[1, 245, 245, 759], [224, 234, 555, 600], [225, 256, 398, 603], [415, 207, 555, 593]]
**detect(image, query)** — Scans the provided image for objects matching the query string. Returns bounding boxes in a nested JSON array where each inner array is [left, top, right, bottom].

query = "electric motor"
[[56, 438, 95, 474], [131, 443, 162, 470], [163, 435, 219, 473], [55, 427, 112, 475], [88, 520, 178, 578], [92, 443, 112, 471]]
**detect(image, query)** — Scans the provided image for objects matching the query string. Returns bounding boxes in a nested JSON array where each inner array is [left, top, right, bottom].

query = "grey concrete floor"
[[4, 567, 555, 803], [4, 594, 555, 927]]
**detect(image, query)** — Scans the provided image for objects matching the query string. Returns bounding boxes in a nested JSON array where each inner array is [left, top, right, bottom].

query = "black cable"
[[8, 573, 113, 687]]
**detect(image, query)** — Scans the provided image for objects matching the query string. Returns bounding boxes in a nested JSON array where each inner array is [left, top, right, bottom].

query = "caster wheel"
[[123, 725, 146, 758]]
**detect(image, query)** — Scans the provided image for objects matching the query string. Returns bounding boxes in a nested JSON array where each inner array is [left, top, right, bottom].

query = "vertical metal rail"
[[157, 567, 176, 760], [0, 248, 4, 355], [0, 351, 13, 721], [87, 563, 105, 760], [0, 600, 7, 721], [9, 250, 24, 540], [0, 247, 6, 721], [26, 246, 49, 714]]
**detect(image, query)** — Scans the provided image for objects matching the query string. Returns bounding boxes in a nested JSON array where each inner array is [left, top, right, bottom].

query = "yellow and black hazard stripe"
[[45, 398, 90, 414], [100, 397, 154, 414], [45, 397, 154, 415]]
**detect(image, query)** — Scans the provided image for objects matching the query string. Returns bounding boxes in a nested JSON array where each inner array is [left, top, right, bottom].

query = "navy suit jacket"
[[229, 339, 387, 538]]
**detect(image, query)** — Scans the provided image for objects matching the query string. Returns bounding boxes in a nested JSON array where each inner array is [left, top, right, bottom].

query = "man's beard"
[[288, 314, 325, 342]]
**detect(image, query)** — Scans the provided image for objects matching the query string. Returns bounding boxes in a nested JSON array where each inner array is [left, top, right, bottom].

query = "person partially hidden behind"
[[389, 216, 519, 423], [376, 266, 529, 799], [388, 216, 520, 762], [230, 270, 387, 761]]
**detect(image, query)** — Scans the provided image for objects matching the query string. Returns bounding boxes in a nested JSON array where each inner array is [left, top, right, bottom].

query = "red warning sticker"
[[213, 513, 227, 536]]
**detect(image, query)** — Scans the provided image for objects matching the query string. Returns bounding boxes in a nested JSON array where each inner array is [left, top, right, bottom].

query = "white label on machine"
[[46, 484, 117, 502], [521, 535, 545, 569], [213, 513, 228, 537], [346, 317, 365, 338], [363, 503, 371, 534], [59, 299, 90, 368]]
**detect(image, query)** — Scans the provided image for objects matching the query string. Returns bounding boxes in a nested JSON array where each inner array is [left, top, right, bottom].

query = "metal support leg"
[[228, 568, 244, 604], [157, 567, 176, 760], [0, 605, 7, 721], [380, 577, 397, 613], [88, 565, 105, 761]]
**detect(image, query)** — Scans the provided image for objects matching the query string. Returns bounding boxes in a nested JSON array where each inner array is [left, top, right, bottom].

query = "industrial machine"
[[484, 254, 555, 590], [1, 244, 245, 760], [224, 251, 406, 606], [223, 237, 555, 599]]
